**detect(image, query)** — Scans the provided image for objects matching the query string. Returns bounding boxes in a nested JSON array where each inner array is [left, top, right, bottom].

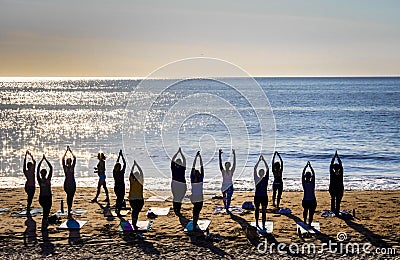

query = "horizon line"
[[0, 75, 399, 81]]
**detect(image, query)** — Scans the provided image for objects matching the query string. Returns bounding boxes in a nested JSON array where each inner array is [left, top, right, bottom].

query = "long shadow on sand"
[[230, 212, 282, 255], [284, 213, 335, 244], [39, 223, 55, 256], [282, 213, 342, 257], [122, 232, 161, 256], [343, 218, 393, 248], [23, 215, 37, 246], [67, 217, 82, 245], [95, 201, 115, 221], [179, 214, 226, 257]]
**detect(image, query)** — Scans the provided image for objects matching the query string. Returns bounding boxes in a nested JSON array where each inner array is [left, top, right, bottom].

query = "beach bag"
[[242, 201, 255, 210]]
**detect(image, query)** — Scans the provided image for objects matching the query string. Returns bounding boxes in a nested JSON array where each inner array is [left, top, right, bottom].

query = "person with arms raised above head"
[[113, 149, 126, 218], [23, 150, 36, 215], [272, 151, 284, 209], [254, 155, 269, 230], [37, 154, 53, 227], [91, 152, 109, 204], [171, 147, 187, 216], [62, 146, 77, 219], [302, 161, 317, 226], [129, 160, 144, 232], [190, 151, 204, 231], [219, 148, 236, 213], [329, 151, 344, 216]]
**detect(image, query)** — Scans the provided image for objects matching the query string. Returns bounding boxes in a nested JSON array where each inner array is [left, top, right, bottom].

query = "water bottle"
[[19, 201, 22, 210]]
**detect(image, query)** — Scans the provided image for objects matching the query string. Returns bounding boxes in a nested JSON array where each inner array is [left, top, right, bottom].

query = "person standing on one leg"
[[128, 160, 144, 231], [302, 161, 317, 226], [190, 151, 204, 231], [92, 153, 109, 204], [219, 148, 236, 213], [272, 151, 284, 209], [62, 146, 76, 219], [329, 151, 344, 216], [37, 154, 53, 227], [171, 147, 187, 217], [23, 150, 36, 214], [113, 150, 126, 218], [254, 155, 269, 230]]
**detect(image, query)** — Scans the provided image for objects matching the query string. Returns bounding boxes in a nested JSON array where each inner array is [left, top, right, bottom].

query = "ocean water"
[[0, 77, 399, 191]]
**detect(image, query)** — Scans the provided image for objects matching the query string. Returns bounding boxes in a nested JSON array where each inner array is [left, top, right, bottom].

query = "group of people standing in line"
[[169, 148, 344, 231], [23, 146, 344, 232], [23, 147, 145, 230]]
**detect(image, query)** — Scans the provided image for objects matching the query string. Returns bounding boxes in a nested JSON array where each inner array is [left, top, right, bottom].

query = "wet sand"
[[0, 188, 399, 259]]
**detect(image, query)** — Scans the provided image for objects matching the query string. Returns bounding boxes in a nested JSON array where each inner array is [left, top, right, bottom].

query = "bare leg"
[[92, 182, 101, 202], [173, 202, 182, 216], [309, 209, 314, 225], [254, 200, 260, 227], [222, 191, 227, 210], [67, 193, 73, 217], [336, 194, 342, 216], [272, 187, 277, 207], [102, 182, 109, 203], [277, 184, 283, 208], [331, 196, 336, 213], [261, 205, 266, 229], [192, 202, 203, 231]]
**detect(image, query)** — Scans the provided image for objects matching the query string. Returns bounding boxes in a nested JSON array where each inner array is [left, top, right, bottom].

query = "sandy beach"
[[0, 187, 398, 259]]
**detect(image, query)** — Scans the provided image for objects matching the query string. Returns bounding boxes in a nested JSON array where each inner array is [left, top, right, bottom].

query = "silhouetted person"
[[302, 161, 317, 225], [191, 151, 204, 230], [113, 149, 126, 218], [37, 154, 52, 226], [23, 150, 36, 214], [272, 151, 284, 209], [171, 147, 187, 216], [128, 160, 144, 231], [62, 146, 76, 219], [254, 155, 269, 230], [92, 152, 109, 203], [219, 148, 236, 213], [329, 151, 344, 216]]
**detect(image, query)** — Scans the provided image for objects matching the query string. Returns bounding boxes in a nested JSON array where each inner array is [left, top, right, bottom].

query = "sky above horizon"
[[1, 0, 399, 77]]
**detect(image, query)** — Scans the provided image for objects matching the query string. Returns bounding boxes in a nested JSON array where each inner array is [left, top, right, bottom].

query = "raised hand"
[[232, 149, 235, 154], [219, 149, 222, 154]]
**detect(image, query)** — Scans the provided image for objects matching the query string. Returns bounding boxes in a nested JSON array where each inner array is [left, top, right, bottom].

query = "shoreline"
[[0, 188, 398, 258], [1, 176, 399, 191]]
